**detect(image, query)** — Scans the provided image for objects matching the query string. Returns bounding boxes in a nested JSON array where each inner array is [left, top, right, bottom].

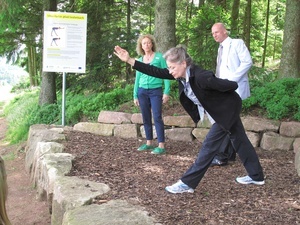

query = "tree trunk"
[[262, 0, 270, 68], [154, 0, 176, 53], [39, 0, 57, 105], [215, 0, 226, 9], [242, 0, 251, 49], [279, 0, 300, 78], [69, 0, 75, 11], [27, 46, 39, 86], [125, 0, 132, 82], [198, 0, 205, 8], [231, 0, 240, 37], [148, 0, 154, 33]]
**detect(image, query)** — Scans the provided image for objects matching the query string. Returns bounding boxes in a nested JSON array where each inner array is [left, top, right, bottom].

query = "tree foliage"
[[0, 0, 298, 98], [188, 4, 229, 70]]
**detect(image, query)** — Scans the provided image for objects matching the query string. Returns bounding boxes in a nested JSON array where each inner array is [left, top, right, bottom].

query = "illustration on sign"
[[50, 27, 65, 47]]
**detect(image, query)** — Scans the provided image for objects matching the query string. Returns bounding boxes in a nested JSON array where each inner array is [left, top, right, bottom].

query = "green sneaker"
[[151, 147, 166, 155], [137, 144, 155, 151]]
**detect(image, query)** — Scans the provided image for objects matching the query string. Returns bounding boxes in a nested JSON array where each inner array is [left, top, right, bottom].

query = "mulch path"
[[64, 130, 300, 225]]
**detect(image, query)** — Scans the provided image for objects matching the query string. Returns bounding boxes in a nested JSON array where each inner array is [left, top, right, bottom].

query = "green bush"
[[248, 66, 279, 87], [4, 90, 39, 143], [28, 104, 61, 125], [64, 84, 134, 124], [242, 78, 300, 121]]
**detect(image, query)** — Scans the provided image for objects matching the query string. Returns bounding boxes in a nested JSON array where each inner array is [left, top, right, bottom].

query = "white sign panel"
[[43, 11, 87, 73]]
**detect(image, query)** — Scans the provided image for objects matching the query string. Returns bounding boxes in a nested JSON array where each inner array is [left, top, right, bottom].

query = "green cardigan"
[[133, 52, 170, 100]]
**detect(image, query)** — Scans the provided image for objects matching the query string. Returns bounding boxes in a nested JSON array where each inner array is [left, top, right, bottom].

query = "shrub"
[[64, 84, 134, 124], [242, 78, 300, 121], [28, 104, 61, 125]]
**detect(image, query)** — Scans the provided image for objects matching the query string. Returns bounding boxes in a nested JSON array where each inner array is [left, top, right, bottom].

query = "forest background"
[[0, 0, 299, 145]]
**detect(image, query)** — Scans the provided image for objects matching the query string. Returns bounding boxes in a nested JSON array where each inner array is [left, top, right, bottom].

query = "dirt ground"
[[1, 99, 300, 225], [0, 117, 51, 225]]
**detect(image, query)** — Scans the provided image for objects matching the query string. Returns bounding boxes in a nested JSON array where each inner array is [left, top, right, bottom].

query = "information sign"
[[43, 11, 87, 73]]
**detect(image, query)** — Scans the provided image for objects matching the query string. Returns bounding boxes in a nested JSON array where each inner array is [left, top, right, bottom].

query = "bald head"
[[211, 23, 228, 43]]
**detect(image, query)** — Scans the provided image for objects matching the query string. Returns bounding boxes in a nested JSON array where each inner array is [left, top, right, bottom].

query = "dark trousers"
[[214, 136, 236, 162], [138, 87, 165, 143], [181, 118, 264, 189]]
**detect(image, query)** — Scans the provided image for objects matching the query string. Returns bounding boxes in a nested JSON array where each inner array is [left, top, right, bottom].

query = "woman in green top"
[[134, 34, 170, 154]]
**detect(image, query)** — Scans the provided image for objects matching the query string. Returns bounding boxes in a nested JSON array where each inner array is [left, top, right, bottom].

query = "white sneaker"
[[236, 175, 265, 185], [165, 180, 194, 194]]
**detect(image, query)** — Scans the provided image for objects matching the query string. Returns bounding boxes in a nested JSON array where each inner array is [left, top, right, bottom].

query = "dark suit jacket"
[[133, 61, 242, 131]]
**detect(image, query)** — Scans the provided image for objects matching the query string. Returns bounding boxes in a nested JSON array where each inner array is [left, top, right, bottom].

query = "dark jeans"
[[181, 118, 264, 189], [138, 87, 165, 143]]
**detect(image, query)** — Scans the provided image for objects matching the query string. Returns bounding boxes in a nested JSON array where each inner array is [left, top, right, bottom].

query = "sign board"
[[43, 11, 87, 73]]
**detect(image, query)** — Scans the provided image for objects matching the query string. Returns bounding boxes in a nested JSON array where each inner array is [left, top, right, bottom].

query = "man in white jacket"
[[210, 22, 253, 166]]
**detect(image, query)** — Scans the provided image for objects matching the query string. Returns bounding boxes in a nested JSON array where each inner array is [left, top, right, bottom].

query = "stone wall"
[[25, 124, 160, 225], [25, 111, 300, 225], [77, 111, 300, 152]]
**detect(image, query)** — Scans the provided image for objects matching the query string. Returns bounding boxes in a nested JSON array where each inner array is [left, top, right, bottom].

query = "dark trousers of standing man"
[[213, 136, 236, 163], [181, 118, 264, 189]]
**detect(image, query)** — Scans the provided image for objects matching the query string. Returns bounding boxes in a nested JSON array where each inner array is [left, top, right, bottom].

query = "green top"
[[133, 52, 170, 99]]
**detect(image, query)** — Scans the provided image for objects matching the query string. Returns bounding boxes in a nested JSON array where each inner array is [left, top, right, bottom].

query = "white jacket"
[[218, 37, 253, 100]]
